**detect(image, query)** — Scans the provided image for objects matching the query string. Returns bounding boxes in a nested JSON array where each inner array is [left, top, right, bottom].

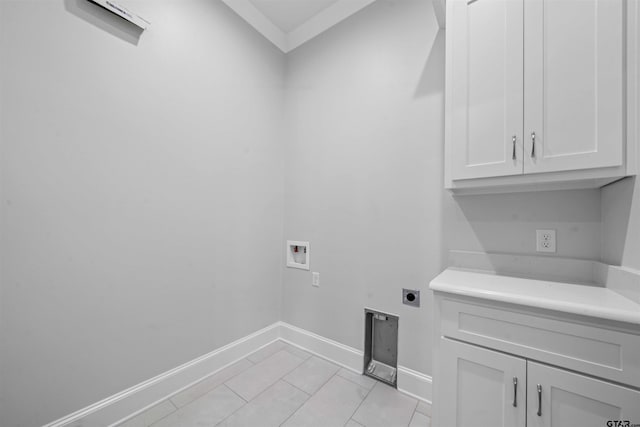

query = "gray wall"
[[0, 1, 285, 426], [602, 177, 640, 269], [0, 0, 613, 425], [283, 0, 445, 377], [282, 0, 603, 377], [446, 189, 602, 260]]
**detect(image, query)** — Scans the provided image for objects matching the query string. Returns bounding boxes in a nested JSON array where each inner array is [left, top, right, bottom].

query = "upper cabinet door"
[[524, 0, 624, 174], [450, 0, 524, 180]]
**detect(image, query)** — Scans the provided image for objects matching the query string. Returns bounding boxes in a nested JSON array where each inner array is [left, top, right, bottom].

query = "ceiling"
[[248, 0, 341, 33], [221, 0, 378, 53]]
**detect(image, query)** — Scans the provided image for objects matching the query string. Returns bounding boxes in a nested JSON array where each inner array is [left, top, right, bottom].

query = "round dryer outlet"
[[402, 289, 420, 307]]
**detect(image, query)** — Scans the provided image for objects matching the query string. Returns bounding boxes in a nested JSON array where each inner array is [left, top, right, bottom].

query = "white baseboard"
[[277, 321, 363, 373], [278, 322, 432, 404], [44, 323, 281, 427], [45, 322, 431, 426], [397, 365, 433, 404]]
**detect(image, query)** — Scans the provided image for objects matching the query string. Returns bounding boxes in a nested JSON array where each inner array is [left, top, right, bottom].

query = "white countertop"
[[429, 268, 640, 325]]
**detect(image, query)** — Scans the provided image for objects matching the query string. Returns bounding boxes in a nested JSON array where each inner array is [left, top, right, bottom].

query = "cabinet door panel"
[[450, 0, 524, 180], [438, 338, 526, 427], [527, 362, 640, 427], [524, 0, 624, 173]]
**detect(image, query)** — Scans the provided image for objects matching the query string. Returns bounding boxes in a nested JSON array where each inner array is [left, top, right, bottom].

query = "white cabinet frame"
[[444, 0, 639, 194]]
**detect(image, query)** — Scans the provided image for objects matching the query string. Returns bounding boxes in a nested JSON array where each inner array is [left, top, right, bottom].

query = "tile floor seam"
[[223, 383, 250, 404], [279, 339, 351, 366], [400, 394, 419, 427], [410, 399, 419, 417], [335, 370, 374, 390], [275, 353, 311, 391], [352, 383, 418, 427], [275, 369, 335, 427], [343, 376, 377, 426], [212, 396, 247, 427], [153, 383, 246, 427], [410, 409, 433, 427], [116, 401, 171, 427], [168, 358, 254, 408], [225, 350, 306, 403], [275, 371, 335, 427], [414, 401, 431, 417], [217, 378, 312, 427], [148, 402, 177, 427], [410, 400, 420, 426], [276, 399, 300, 427], [281, 376, 315, 397], [124, 352, 423, 427], [281, 343, 313, 360], [408, 409, 418, 427], [281, 357, 340, 396]]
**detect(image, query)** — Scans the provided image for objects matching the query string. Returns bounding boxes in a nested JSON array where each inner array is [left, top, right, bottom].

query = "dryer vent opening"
[[364, 309, 399, 387]]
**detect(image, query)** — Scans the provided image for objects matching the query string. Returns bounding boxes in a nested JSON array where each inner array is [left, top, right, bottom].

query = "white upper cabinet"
[[450, 0, 524, 180], [524, 0, 624, 174], [445, 0, 638, 193]]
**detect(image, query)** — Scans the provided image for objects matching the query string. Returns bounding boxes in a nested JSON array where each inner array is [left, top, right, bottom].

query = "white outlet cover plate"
[[536, 229, 557, 253], [312, 272, 320, 287]]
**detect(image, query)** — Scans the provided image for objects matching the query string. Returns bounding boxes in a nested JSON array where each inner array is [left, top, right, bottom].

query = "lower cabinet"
[[527, 362, 640, 427], [439, 338, 640, 427], [438, 338, 525, 427]]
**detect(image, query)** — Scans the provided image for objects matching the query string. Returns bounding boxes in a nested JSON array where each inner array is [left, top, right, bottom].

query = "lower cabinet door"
[[439, 338, 526, 427], [527, 362, 640, 427]]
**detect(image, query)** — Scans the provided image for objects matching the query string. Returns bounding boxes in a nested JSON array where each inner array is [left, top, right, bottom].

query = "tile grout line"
[[167, 357, 255, 408], [218, 349, 309, 427], [281, 343, 313, 360], [212, 386, 251, 427], [276, 371, 340, 427], [149, 359, 257, 426], [336, 370, 375, 390], [277, 400, 301, 427], [414, 401, 432, 417], [147, 401, 177, 427], [336, 371, 377, 425], [345, 378, 378, 424], [216, 378, 312, 426], [344, 418, 364, 427], [281, 376, 315, 396], [276, 360, 343, 426], [408, 408, 418, 427], [142, 399, 180, 427], [280, 356, 341, 396], [223, 383, 249, 404], [405, 397, 420, 427], [247, 343, 288, 364], [223, 349, 305, 399]]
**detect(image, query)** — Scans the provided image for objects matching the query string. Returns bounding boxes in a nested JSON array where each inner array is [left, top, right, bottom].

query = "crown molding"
[[222, 0, 377, 53]]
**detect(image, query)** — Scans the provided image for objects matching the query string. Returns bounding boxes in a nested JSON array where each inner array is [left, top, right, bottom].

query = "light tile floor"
[[118, 341, 432, 427]]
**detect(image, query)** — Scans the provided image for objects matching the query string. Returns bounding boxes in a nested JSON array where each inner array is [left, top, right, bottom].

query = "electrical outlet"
[[536, 229, 556, 253], [402, 289, 420, 307], [312, 272, 320, 287]]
